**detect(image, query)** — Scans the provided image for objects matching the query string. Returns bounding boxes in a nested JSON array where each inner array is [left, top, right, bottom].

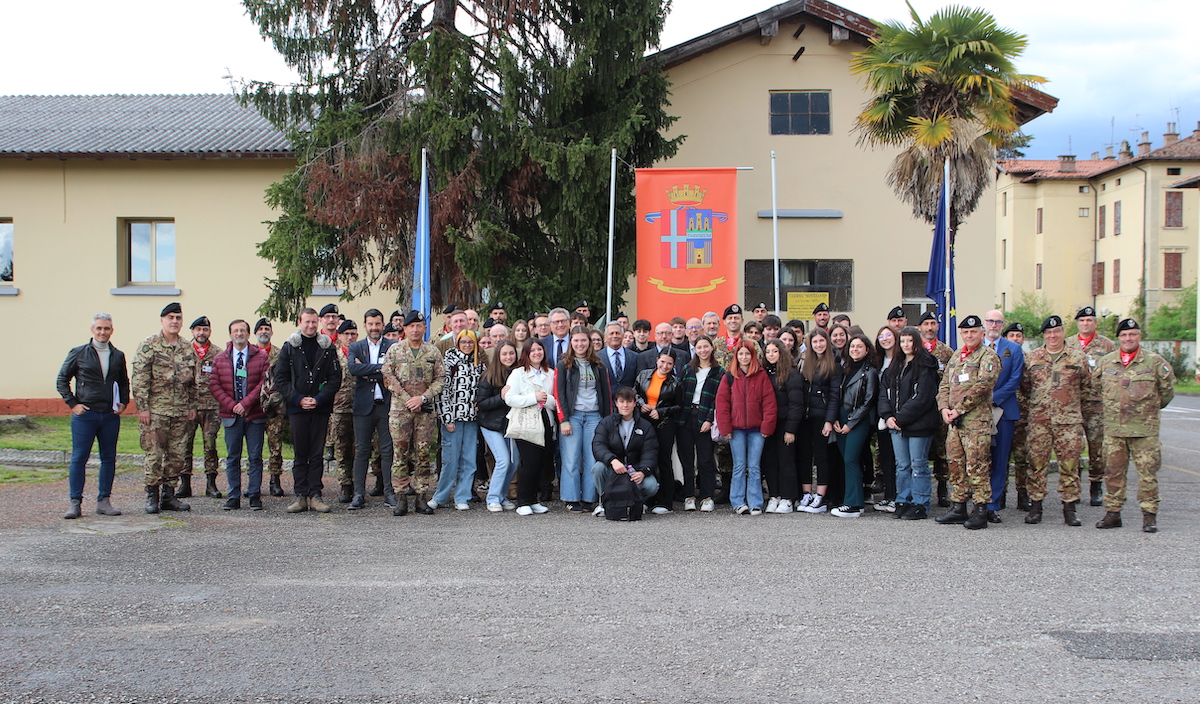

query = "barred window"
[[745, 259, 852, 310], [769, 91, 831, 135]]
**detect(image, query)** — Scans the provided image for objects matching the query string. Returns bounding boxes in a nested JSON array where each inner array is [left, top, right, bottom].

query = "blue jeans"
[[558, 410, 601, 502], [590, 461, 660, 502], [892, 431, 933, 508], [223, 416, 265, 500], [729, 429, 766, 509], [434, 421, 479, 505], [68, 410, 121, 500], [482, 428, 519, 505]]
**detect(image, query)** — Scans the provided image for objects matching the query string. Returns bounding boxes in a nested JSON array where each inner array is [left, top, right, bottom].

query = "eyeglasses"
[[984, 319, 1005, 325], [686, 325, 701, 330]]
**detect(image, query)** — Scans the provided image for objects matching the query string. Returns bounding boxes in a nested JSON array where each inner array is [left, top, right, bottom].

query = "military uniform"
[[131, 333, 198, 488], [1067, 332, 1116, 485], [183, 341, 221, 484], [381, 341, 445, 495], [1010, 385, 1030, 499], [936, 344, 1000, 506], [258, 342, 286, 478], [713, 336, 739, 371], [329, 345, 357, 493], [1096, 347, 1175, 514], [925, 339, 955, 489], [1022, 346, 1092, 504]]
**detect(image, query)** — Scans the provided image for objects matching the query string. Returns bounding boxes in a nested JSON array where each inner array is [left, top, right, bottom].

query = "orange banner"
[[636, 168, 738, 325]]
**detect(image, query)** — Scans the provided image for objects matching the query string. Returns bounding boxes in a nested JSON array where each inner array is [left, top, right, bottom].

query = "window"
[[1001, 239, 1007, 270], [1113, 258, 1121, 293], [0, 218, 11, 283], [1164, 252, 1183, 289], [1167, 167, 1182, 176], [744, 259, 852, 310], [1101, 183, 1106, 191], [1165, 191, 1183, 228], [1036, 263, 1043, 290], [1079, 207, 1090, 217], [119, 219, 175, 285], [1099, 205, 1106, 238], [1116, 178, 1122, 186], [1036, 207, 1043, 234], [1113, 201, 1122, 235], [1091, 262, 1105, 296], [900, 272, 936, 320], [1079, 185, 1091, 194], [1002, 192, 1008, 217], [769, 91, 831, 135]]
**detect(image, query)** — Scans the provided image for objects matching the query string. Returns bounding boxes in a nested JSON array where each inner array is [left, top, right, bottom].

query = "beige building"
[[642, 0, 1055, 326], [996, 124, 1200, 324]]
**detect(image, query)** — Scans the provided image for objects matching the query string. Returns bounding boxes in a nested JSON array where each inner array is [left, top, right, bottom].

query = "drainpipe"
[[1134, 164, 1150, 322]]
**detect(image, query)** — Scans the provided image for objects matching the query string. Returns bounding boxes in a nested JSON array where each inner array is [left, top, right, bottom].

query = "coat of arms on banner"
[[645, 185, 728, 271]]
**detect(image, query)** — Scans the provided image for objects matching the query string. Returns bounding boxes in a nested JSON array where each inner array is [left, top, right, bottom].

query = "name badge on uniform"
[[202, 364, 213, 373], [957, 372, 970, 383], [634, 428, 644, 435], [1089, 359, 1096, 367]]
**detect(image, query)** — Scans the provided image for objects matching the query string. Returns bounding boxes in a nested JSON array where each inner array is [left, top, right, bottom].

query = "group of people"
[[56, 296, 1176, 532]]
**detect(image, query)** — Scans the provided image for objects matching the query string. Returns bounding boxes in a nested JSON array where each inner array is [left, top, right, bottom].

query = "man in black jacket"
[[589, 387, 659, 516], [275, 307, 342, 513], [56, 313, 131, 519]]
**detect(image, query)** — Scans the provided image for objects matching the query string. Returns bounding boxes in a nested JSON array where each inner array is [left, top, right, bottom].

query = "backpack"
[[602, 470, 644, 522]]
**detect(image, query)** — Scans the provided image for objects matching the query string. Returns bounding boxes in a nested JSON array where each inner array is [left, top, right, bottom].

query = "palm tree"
[[851, 2, 1044, 237]]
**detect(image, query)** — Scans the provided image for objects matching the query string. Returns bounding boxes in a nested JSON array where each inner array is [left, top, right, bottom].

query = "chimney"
[[1193, 121, 1200, 140], [1058, 155, 1077, 172], [1137, 131, 1151, 156], [1164, 122, 1179, 145], [1091, 151, 1100, 160], [1104, 146, 1115, 160], [1118, 140, 1133, 160]]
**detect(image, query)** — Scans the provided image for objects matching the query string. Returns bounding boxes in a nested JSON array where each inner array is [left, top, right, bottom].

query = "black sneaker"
[[901, 505, 929, 520], [249, 496, 263, 511], [564, 502, 585, 513], [222, 497, 241, 511], [892, 503, 910, 519]]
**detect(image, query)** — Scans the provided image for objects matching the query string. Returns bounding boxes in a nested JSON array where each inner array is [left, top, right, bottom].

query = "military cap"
[[574, 300, 590, 309], [319, 303, 339, 317], [1117, 318, 1140, 332], [253, 317, 272, 332], [160, 302, 182, 317], [390, 310, 402, 320], [752, 302, 768, 312], [482, 318, 495, 329], [616, 311, 628, 319], [442, 304, 458, 315], [1040, 315, 1064, 332], [1075, 306, 1097, 319], [382, 323, 398, 335], [723, 304, 743, 318], [887, 306, 906, 320], [1003, 322, 1024, 336], [812, 302, 830, 314], [918, 311, 938, 324], [403, 310, 426, 326], [958, 315, 983, 329], [189, 316, 210, 329], [488, 301, 506, 313], [337, 320, 357, 334]]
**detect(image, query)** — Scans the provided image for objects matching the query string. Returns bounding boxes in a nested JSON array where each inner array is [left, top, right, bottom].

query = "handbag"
[[505, 404, 545, 446]]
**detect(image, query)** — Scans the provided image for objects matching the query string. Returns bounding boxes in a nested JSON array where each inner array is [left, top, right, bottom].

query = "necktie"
[[556, 338, 564, 363], [613, 349, 623, 377], [235, 351, 245, 401]]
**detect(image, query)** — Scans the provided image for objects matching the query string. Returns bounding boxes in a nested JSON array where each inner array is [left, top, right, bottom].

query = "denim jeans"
[[590, 461, 660, 502], [892, 431, 933, 508], [434, 421, 479, 505], [223, 416, 266, 500], [68, 410, 121, 500], [558, 410, 601, 502], [482, 427, 519, 504], [729, 429, 766, 509]]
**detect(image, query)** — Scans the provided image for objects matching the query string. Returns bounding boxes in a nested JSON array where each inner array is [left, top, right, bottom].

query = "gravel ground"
[[2, 397, 1199, 704]]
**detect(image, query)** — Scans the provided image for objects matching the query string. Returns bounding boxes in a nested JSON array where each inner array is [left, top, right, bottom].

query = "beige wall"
[[653, 20, 995, 328], [0, 158, 408, 401]]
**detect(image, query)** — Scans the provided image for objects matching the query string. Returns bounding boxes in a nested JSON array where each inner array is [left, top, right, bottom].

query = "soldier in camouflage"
[[1095, 319, 1175, 533], [254, 318, 287, 497], [1021, 316, 1093, 526], [382, 310, 445, 515], [1003, 322, 1031, 510], [935, 315, 1001, 530], [712, 304, 743, 371], [329, 319, 358, 502], [131, 302, 198, 514], [178, 316, 223, 499], [1066, 306, 1117, 506], [919, 312, 954, 506]]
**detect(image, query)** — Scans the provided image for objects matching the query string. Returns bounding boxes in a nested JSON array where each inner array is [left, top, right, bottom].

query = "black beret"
[[958, 315, 983, 329], [382, 323, 398, 334], [442, 305, 458, 315], [1003, 322, 1024, 336], [723, 304, 742, 318], [1117, 318, 1140, 332], [574, 300, 590, 309], [752, 301, 768, 311], [1040, 315, 1064, 332], [337, 320, 357, 333], [390, 310, 402, 320], [488, 301, 505, 312], [482, 318, 495, 329], [812, 302, 830, 313], [254, 317, 272, 332], [918, 311, 938, 323], [160, 302, 182, 317], [189, 316, 210, 329], [403, 310, 426, 326], [617, 311, 628, 318], [319, 304, 339, 317], [1075, 306, 1097, 319], [888, 306, 906, 320]]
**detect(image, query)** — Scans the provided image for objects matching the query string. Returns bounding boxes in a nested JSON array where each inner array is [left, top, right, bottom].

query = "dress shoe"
[[936, 481, 950, 507], [269, 475, 285, 497], [95, 497, 121, 516], [144, 485, 160, 514], [286, 496, 309, 513], [987, 510, 1002, 524], [1142, 512, 1157, 533], [338, 486, 354, 503], [205, 475, 223, 498], [936, 501, 968, 524], [308, 495, 331, 513], [222, 497, 241, 510], [348, 494, 366, 510], [369, 475, 385, 497], [999, 491, 1007, 510], [176, 474, 193, 498], [249, 496, 264, 511], [414, 493, 435, 515], [1016, 490, 1030, 511], [1063, 501, 1081, 526], [1089, 481, 1104, 507], [393, 495, 408, 516], [382, 488, 398, 508], [63, 499, 82, 520], [159, 486, 191, 512], [1024, 499, 1043, 524], [963, 505, 988, 530], [1095, 511, 1122, 529]]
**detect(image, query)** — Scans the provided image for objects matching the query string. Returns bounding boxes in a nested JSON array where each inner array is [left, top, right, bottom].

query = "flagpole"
[[606, 148, 616, 325], [771, 151, 780, 314], [414, 147, 431, 341], [943, 158, 953, 348]]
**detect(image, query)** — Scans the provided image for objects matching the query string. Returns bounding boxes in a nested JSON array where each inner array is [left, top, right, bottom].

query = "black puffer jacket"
[[765, 363, 805, 435], [799, 364, 842, 424], [878, 354, 941, 437], [476, 368, 513, 433]]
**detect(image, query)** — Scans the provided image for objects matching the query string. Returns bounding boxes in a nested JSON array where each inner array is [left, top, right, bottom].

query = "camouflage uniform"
[[1009, 385, 1030, 492], [1067, 333, 1116, 482], [131, 333, 198, 487], [329, 346, 357, 489], [258, 343, 286, 476], [183, 341, 221, 478], [1022, 346, 1092, 502], [382, 341, 445, 494], [1096, 347, 1175, 513], [937, 344, 1000, 505], [713, 336, 739, 371], [925, 340, 954, 482]]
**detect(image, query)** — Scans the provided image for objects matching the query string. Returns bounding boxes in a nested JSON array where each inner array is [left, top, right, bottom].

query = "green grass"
[[1176, 382, 1200, 394], [0, 415, 294, 459], [0, 466, 68, 483]]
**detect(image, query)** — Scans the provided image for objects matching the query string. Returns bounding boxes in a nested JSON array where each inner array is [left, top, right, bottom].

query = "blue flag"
[[925, 177, 957, 348], [412, 149, 431, 341]]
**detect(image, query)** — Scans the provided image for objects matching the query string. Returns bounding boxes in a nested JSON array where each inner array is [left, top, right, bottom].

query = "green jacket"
[[1096, 346, 1175, 437]]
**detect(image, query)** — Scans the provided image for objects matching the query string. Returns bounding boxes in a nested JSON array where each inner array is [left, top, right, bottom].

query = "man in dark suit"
[[982, 308, 1024, 520], [345, 308, 397, 510], [601, 322, 639, 393], [635, 322, 689, 377]]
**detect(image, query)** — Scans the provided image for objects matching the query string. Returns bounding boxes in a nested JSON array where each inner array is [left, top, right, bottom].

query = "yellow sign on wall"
[[787, 291, 830, 321]]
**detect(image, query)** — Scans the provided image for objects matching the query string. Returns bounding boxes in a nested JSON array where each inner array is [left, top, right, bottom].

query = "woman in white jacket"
[[504, 338, 558, 515]]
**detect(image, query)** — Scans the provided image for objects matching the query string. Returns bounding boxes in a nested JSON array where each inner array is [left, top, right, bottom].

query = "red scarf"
[[922, 339, 936, 353], [192, 341, 210, 359], [1120, 346, 1138, 367], [723, 335, 740, 347], [1077, 332, 1095, 349], [958, 344, 978, 362]]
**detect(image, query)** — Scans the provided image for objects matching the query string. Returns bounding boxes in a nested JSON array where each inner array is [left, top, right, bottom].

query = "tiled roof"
[[1002, 136, 1200, 183], [0, 94, 292, 158]]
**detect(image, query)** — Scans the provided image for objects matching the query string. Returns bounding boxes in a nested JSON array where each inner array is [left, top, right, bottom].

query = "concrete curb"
[[0, 448, 294, 471]]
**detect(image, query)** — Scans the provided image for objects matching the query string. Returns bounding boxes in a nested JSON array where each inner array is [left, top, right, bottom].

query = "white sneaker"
[[501, 500, 516, 511], [684, 497, 697, 511], [776, 499, 794, 514], [699, 498, 715, 512], [486, 502, 503, 512], [427, 498, 440, 510], [749, 507, 763, 516], [651, 506, 671, 515], [798, 493, 814, 509], [734, 504, 749, 515], [831, 505, 863, 518], [805, 494, 827, 513], [766, 497, 780, 513], [455, 502, 471, 511], [516, 505, 533, 516], [875, 499, 896, 513], [530, 503, 549, 514], [592, 505, 606, 517]]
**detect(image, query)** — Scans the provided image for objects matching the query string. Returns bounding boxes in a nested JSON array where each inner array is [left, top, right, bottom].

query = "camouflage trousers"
[[1010, 420, 1029, 491], [390, 408, 439, 494], [183, 408, 220, 476], [946, 421, 991, 505], [329, 412, 356, 487], [141, 414, 192, 487], [1026, 422, 1084, 502], [1081, 402, 1106, 482], [931, 423, 949, 481], [266, 414, 285, 475], [1103, 435, 1161, 514]]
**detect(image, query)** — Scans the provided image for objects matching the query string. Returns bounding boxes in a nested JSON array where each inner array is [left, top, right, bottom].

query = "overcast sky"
[[2, 0, 1197, 160]]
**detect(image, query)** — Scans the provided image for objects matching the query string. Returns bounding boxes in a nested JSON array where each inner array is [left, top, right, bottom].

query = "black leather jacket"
[[57, 340, 130, 412], [634, 368, 681, 427], [839, 361, 878, 431]]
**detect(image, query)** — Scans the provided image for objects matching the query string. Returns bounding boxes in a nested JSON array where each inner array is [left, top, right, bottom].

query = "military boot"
[[176, 474, 193, 498], [144, 485, 160, 514], [1016, 490, 1030, 511], [159, 485, 191, 512], [936, 480, 950, 507], [269, 474, 285, 497], [1024, 499, 1043, 524], [63, 499, 82, 520], [382, 486, 398, 509], [1089, 481, 1104, 507], [286, 496, 309, 513], [95, 497, 122, 516], [935, 501, 968, 524], [1095, 511, 1122, 529], [308, 495, 331, 513], [205, 475, 223, 498], [1062, 501, 1081, 526], [338, 485, 354, 503], [963, 504, 988, 530], [392, 494, 408, 517], [370, 475, 385, 497], [1142, 512, 1157, 533], [415, 493, 435, 515]]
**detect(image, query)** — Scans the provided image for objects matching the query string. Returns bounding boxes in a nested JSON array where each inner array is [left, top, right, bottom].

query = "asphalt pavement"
[[2, 397, 1198, 703]]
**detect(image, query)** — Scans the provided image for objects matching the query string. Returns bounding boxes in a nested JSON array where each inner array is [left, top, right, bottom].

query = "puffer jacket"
[[765, 363, 806, 435], [800, 364, 843, 424], [878, 354, 941, 437], [715, 367, 778, 435], [274, 331, 341, 414], [476, 367, 513, 433], [210, 342, 270, 420]]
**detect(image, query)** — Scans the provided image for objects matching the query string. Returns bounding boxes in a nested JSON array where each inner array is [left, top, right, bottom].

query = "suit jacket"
[[600, 345, 639, 391], [634, 346, 689, 378], [347, 337, 396, 415], [987, 337, 1024, 420], [543, 335, 571, 368]]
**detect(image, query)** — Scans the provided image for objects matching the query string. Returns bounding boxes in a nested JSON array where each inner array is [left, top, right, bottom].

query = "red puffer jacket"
[[210, 342, 271, 420], [716, 367, 778, 436]]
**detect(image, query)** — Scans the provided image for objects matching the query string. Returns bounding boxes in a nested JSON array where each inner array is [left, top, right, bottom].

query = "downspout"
[[1088, 176, 1099, 308], [1134, 164, 1150, 321]]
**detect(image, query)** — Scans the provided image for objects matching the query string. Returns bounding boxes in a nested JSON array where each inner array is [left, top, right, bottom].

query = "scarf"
[[1120, 347, 1138, 367]]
